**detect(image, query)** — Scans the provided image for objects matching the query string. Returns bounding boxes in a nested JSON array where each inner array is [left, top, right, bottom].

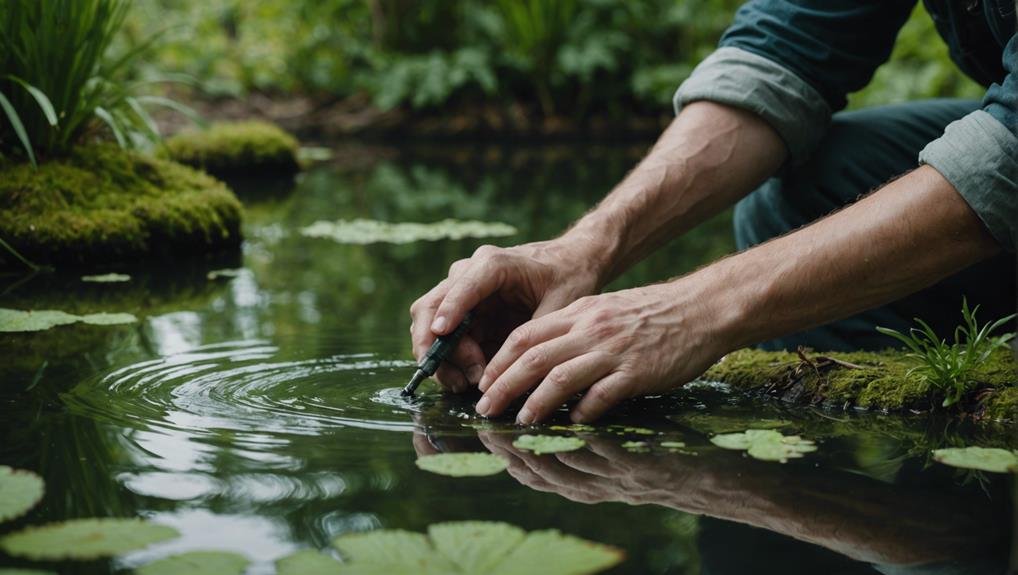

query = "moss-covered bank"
[[0, 145, 242, 269], [160, 120, 299, 177], [704, 348, 1017, 422]]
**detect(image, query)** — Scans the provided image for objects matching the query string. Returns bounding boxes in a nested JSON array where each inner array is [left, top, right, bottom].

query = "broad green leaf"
[[513, 435, 585, 455], [80, 312, 138, 325], [0, 518, 179, 560], [81, 273, 131, 283], [710, 429, 816, 463], [0, 309, 80, 332], [275, 550, 344, 575], [136, 551, 249, 575], [415, 453, 507, 477], [0, 466, 44, 523], [932, 447, 1018, 474], [300, 219, 517, 245], [330, 522, 622, 574], [207, 269, 242, 280]]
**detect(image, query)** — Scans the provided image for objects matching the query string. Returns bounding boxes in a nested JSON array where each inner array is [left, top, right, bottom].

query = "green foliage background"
[[128, 0, 982, 118]]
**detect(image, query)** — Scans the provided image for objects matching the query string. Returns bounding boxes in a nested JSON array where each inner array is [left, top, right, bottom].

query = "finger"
[[570, 372, 633, 423], [517, 352, 615, 424], [434, 364, 468, 393], [447, 334, 487, 386], [475, 334, 584, 418], [410, 279, 450, 360], [412, 432, 439, 457], [431, 252, 508, 335], [554, 449, 623, 479], [513, 447, 594, 488], [478, 314, 572, 392]]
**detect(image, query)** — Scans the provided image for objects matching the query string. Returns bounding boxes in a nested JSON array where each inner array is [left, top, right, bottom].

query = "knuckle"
[[543, 367, 570, 388], [522, 349, 547, 370], [507, 328, 530, 350], [588, 384, 617, 406], [486, 383, 510, 403], [473, 244, 497, 257]]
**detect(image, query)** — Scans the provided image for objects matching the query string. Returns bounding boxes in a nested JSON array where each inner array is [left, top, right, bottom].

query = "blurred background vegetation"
[[125, 0, 982, 134]]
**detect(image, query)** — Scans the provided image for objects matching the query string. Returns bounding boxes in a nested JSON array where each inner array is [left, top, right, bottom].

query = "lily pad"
[[276, 550, 344, 575], [0, 466, 44, 523], [415, 453, 507, 477], [609, 425, 655, 436], [0, 309, 80, 332], [674, 413, 792, 435], [513, 435, 585, 455], [660, 441, 686, 449], [136, 551, 249, 575], [81, 273, 131, 283], [710, 429, 816, 463], [621, 441, 649, 453], [548, 424, 596, 432], [206, 268, 242, 280], [932, 447, 1018, 474], [79, 312, 138, 326], [0, 518, 179, 560], [330, 521, 622, 574], [300, 218, 517, 245]]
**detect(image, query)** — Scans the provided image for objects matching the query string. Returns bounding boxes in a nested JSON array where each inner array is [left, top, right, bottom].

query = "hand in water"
[[409, 240, 600, 393]]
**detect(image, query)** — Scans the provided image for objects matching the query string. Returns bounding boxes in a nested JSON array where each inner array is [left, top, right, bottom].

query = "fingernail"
[[431, 316, 447, 333], [478, 373, 491, 391], [466, 364, 484, 385], [516, 408, 534, 425], [570, 410, 587, 424], [475, 396, 491, 416]]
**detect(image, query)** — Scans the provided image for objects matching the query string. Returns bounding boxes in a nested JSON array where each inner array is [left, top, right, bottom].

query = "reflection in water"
[[1, 145, 1014, 574]]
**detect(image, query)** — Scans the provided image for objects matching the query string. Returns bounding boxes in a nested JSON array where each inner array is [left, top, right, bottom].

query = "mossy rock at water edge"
[[0, 145, 242, 269], [160, 121, 300, 177], [704, 348, 1016, 421]]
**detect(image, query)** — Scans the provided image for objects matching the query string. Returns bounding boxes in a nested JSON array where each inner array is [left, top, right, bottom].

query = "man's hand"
[[475, 281, 728, 423], [409, 239, 604, 393]]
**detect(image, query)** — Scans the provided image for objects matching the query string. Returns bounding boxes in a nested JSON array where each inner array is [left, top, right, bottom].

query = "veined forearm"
[[561, 101, 786, 287], [697, 165, 1001, 351]]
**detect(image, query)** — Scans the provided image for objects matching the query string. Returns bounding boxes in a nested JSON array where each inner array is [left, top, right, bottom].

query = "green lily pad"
[[0, 467, 44, 523], [0, 569, 57, 575], [674, 413, 792, 435], [207, 268, 243, 280], [0, 308, 136, 332], [608, 425, 655, 436], [300, 218, 517, 245], [80, 312, 138, 326], [0, 518, 179, 560], [81, 273, 131, 283], [136, 551, 249, 575], [932, 447, 1018, 474], [0, 309, 80, 332], [330, 521, 623, 574], [548, 424, 596, 432], [621, 441, 649, 453], [660, 441, 686, 449], [512, 435, 585, 455], [276, 549, 344, 575], [710, 429, 816, 463], [415, 453, 507, 477]]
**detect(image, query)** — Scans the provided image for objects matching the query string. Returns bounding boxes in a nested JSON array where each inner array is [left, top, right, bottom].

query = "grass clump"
[[160, 121, 300, 176], [0, 144, 242, 268], [877, 299, 1015, 407]]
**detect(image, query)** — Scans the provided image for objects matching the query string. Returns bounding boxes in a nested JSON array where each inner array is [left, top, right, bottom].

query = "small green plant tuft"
[[877, 298, 1015, 408]]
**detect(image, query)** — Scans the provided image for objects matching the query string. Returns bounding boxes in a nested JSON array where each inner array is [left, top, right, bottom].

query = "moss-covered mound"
[[704, 348, 1017, 422], [160, 120, 300, 176], [0, 145, 242, 268]]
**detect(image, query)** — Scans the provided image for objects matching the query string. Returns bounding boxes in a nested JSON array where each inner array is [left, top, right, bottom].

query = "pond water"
[[1, 143, 1015, 574]]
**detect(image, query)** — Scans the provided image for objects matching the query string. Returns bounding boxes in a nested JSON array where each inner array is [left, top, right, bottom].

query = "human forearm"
[[695, 165, 1002, 351], [560, 101, 786, 287]]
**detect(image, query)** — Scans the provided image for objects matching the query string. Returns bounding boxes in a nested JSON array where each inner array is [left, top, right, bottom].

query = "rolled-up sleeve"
[[919, 35, 1018, 252], [674, 0, 916, 164]]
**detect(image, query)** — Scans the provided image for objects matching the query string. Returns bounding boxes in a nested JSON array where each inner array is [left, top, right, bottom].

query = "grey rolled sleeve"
[[672, 47, 831, 165], [919, 110, 1018, 252]]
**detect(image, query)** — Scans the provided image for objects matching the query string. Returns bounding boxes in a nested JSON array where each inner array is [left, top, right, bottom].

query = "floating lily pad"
[[81, 273, 131, 283], [0, 518, 179, 560], [415, 453, 507, 477], [276, 549, 344, 575], [548, 424, 595, 432], [136, 551, 249, 575], [79, 312, 138, 326], [206, 269, 242, 280], [710, 429, 816, 463], [513, 435, 586, 455], [660, 441, 686, 449], [0, 466, 44, 523], [932, 447, 1018, 474], [609, 425, 655, 436], [621, 441, 649, 453], [674, 414, 792, 435], [330, 521, 622, 574], [300, 219, 517, 245]]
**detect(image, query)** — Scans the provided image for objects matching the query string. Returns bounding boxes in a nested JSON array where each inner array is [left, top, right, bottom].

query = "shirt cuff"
[[672, 47, 831, 165], [919, 110, 1018, 252]]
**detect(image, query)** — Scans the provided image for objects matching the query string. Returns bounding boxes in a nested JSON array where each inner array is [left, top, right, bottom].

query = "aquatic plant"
[[0, 518, 179, 560], [877, 299, 1015, 407], [415, 453, 508, 477], [136, 550, 249, 575], [0, 467, 44, 523], [932, 447, 1018, 474], [0, 308, 137, 332], [710, 429, 817, 463], [512, 434, 585, 455]]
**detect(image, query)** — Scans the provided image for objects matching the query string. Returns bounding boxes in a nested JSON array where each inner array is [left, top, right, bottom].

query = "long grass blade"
[[94, 105, 126, 147], [0, 90, 37, 167], [4, 74, 58, 126]]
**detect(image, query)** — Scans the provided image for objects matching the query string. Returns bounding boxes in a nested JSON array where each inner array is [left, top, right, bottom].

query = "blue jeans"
[[734, 99, 1016, 351]]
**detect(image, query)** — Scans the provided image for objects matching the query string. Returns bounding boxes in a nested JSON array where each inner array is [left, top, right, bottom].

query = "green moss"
[[160, 120, 299, 176], [0, 144, 242, 268], [704, 347, 1016, 421]]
